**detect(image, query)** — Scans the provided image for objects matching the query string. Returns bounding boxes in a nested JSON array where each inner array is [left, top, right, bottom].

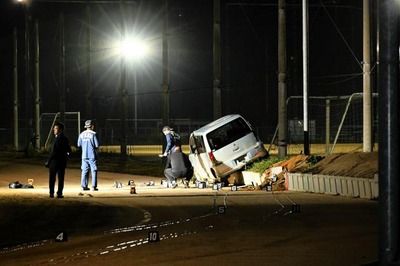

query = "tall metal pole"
[[134, 63, 138, 134], [24, 4, 31, 146], [325, 99, 330, 154], [378, 0, 399, 264], [13, 27, 19, 151], [363, 0, 372, 152], [120, 0, 127, 158], [85, 2, 92, 119], [278, 0, 287, 158], [120, 57, 127, 157], [162, 0, 170, 127], [213, 0, 222, 119], [34, 19, 40, 150], [59, 12, 65, 124], [302, 0, 309, 155]]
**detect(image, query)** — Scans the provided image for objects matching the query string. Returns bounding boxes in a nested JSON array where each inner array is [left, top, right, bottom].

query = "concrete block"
[[358, 180, 366, 198], [329, 177, 338, 195], [288, 174, 294, 190], [242, 171, 263, 186], [324, 176, 331, 194], [351, 178, 360, 197], [372, 174, 379, 198], [340, 178, 349, 196], [363, 180, 372, 199], [297, 174, 305, 191], [303, 174, 310, 191], [287, 173, 379, 199], [318, 175, 325, 193], [335, 178, 342, 195], [292, 174, 300, 191], [346, 179, 354, 196], [311, 175, 318, 192]]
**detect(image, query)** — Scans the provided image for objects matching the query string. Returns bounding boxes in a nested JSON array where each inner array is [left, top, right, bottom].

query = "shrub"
[[246, 156, 283, 175]]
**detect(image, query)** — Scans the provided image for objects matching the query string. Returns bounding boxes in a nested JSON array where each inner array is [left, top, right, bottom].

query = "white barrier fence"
[[241, 171, 378, 200], [287, 173, 379, 199]]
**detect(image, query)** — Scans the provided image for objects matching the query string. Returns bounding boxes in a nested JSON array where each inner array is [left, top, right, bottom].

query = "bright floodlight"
[[120, 38, 148, 60]]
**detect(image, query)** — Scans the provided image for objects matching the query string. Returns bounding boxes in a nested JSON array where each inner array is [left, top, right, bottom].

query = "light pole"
[[120, 55, 127, 158], [15, 0, 33, 149], [119, 38, 148, 135], [133, 62, 138, 134]]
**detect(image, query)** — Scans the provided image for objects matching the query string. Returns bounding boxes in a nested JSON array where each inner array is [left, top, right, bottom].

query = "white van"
[[188, 114, 268, 182]]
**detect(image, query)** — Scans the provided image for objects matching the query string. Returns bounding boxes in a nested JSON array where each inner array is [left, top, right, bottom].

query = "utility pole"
[[120, 0, 127, 158], [213, 0, 222, 119], [162, 0, 170, 127], [85, 2, 92, 119], [34, 19, 41, 150], [13, 27, 19, 151], [363, 0, 372, 152], [59, 13, 65, 124], [302, 0, 309, 155], [378, 0, 399, 264], [24, 3, 31, 148], [278, 0, 287, 158]]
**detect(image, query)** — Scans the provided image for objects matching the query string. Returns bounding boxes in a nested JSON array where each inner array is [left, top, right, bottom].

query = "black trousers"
[[49, 160, 66, 196]]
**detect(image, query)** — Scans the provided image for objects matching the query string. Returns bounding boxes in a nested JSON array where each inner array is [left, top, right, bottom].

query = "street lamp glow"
[[120, 38, 148, 60]]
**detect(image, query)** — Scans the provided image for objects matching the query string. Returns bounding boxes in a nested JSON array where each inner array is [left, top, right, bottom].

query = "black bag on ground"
[[9, 181, 23, 189]]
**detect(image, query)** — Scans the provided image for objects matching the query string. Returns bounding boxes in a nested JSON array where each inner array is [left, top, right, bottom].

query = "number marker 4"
[[55, 231, 68, 242]]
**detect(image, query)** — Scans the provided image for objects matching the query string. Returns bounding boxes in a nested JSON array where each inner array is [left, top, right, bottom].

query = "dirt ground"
[[302, 152, 378, 178], [0, 153, 379, 265]]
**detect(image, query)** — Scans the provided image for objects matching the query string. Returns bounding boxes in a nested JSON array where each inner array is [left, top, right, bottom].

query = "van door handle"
[[233, 147, 239, 152]]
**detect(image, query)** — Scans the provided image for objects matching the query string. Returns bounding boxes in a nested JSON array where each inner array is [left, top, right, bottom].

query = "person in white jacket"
[[77, 120, 100, 191]]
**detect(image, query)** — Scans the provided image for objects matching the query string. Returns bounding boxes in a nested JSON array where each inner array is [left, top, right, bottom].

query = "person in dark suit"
[[164, 146, 193, 188], [46, 122, 71, 198]]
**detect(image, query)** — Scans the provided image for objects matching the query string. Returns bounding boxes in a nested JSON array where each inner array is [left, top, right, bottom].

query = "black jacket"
[[48, 133, 71, 166]]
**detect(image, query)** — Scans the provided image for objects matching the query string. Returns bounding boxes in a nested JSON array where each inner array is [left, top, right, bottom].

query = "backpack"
[[171, 131, 181, 146]]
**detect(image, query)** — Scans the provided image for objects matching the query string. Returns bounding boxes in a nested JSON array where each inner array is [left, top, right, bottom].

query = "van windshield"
[[206, 117, 252, 151]]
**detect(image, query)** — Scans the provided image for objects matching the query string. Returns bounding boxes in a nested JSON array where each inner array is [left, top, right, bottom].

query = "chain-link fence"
[[1, 93, 379, 155], [283, 93, 379, 148]]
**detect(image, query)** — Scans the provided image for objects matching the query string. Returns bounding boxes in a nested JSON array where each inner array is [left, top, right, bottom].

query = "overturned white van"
[[188, 114, 268, 182]]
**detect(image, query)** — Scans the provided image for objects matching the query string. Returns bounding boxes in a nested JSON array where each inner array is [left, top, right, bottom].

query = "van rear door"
[[211, 133, 258, 175], [206, 117, 256, 176]]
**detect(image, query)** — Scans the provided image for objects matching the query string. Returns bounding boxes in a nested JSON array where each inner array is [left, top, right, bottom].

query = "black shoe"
[[57, 195, 64, 198], [49, 194, 54, 198], [82, 187, 90, 191], [92, 187, 98, 191], [183, 181, 190, 188]]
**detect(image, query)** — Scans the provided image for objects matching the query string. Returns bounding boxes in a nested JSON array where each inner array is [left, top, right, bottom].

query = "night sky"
[[0, 0, 369, 144]]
